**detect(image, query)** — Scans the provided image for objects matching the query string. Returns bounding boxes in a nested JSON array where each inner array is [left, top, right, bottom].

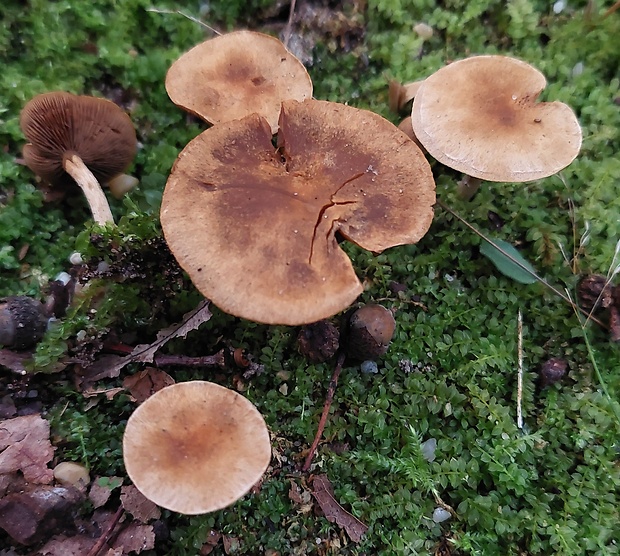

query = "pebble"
[[432, 507, 451, 523]]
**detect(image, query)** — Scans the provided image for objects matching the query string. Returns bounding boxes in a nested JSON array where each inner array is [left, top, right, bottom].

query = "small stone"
[[432, 507, 451, 523], [0, 296, 49, 350], [360, 360, 378, 374], [53, 462, 91, 489], [421, 438, 437, 462]]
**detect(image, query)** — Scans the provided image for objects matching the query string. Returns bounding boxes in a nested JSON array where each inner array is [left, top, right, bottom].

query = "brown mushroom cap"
[[20, 91, 137, 189], [165, 30, 313, 134], [123, 381, 271, 515], [161, 99, 435, 325], [411, 55, 582, 182]]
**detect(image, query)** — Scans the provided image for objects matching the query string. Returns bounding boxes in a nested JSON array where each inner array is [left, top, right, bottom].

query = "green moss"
[[1, 0, 619, 554]]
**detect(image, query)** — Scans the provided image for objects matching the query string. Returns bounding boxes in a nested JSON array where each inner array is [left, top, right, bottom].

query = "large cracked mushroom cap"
[[166, 30, 313, 134], [411, 55, 582, 182], [20, 91, 137, 224], [161, 99, 436, 325], [123, 381, 271, 515]]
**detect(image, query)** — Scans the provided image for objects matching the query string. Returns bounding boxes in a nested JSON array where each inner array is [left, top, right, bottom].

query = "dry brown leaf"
[[311, 474, 368, 543], [222, 535, 241, 554], [0, 348, 31, 375], [120, 485, 161, 522], [111, 523, 155, 554], [122, 367, 175, 404], [37, 534, 97, 555], [0, 414, 54, 484], [89, 476, 123, 509], [79, 300, 212, 384], [200, 530, 222, 555]]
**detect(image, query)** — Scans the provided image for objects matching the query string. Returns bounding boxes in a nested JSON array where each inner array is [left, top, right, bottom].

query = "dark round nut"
[[0, 296, 49, 350], [577, 274, 612, 312], [297, 320, 340, 363], [540, 357, 568, 387], [344, 304, 396, 361]]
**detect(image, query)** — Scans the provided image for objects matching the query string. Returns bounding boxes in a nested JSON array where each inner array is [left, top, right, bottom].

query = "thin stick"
[[436, 199, 607, 328], [302, 351, 346, 472], [64, 154, 114, 225], [86, 505, 124, 556], [517, 309, 524, 429], [103, 342, 226, 368], [283, 0, 297, 48]]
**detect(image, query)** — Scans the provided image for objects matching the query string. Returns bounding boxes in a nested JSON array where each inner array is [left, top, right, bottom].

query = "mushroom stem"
[[63, 154, 114, 225], [456, 175, 482, 201]]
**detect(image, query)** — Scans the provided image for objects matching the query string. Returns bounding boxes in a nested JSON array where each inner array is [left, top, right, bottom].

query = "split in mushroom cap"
[[20, 91, 137, 224], [161, 98, 436, 325], [122, 381, 271, 515], [165, 30, 313, 134], [411, 55, 582, 182]]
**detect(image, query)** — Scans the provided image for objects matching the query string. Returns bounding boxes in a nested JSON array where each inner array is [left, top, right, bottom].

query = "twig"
[[283, 0, 297, 48], [436, 198, 607, 328], [103, 342, 226, 368], [517, 309, 524, 429], [86, 505, 124, 556], [604, 0, 620, 18], [302, 351, 346, 472]]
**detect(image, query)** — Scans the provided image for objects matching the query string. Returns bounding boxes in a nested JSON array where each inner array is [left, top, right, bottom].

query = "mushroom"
[[122, 381, 271, 515], [20, 91, 137, 225], [411, 55, 582, 195], [165, 30, 313, 134], [161, 98, 436, 325]]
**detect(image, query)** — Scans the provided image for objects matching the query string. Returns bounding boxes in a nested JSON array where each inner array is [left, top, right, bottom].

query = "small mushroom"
[[122, 381, 271, 515], [411, 55, 582, 193], [343, 304, 396, 360], [161, 99, 435, 325], [166, 30, 313, 135], [20, 92, 137, 225]]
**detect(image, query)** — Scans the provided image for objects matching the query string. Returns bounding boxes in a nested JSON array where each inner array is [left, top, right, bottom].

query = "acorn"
[[0, 296, 49, 350], [577, 274, 612, 312], [297, 320, 340, 363], [343, 304, 396, 361]]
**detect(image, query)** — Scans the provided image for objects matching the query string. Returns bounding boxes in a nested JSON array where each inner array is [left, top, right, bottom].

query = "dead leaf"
[[111, 523, 155, 554], [89, 476, 123, 509], [82, 387, 125, 400], [37, 534, 97, 555], [79, 300, 212, 383], [122, 367, 175, 404], [0, 349, 30, 375], [0, 414, 54, 483], [120, 485, 161, 522], [311, 474, 368, 543], [222, 535, 241, 554], [200, 530, 222, 555]]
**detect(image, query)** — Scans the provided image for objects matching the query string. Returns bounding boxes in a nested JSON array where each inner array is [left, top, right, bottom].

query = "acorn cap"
[[20, 92, 137, 189], [160, 99, 436, 325], [122, 381, 271, 515], [411, 55, 582, 182], [165, 30, 313, 135]]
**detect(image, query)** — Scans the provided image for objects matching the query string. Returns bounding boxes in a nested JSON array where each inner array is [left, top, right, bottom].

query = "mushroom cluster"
[[401, 55, 582, 198], [162, 32, 436, 325]]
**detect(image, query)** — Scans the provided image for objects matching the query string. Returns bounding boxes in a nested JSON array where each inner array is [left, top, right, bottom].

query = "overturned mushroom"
[[411, 55, 582, 187], [20, 92, 137, 224], [166, 30, 313, 134], [161, 99, 436, 325], [123, 381, 271, 515]]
